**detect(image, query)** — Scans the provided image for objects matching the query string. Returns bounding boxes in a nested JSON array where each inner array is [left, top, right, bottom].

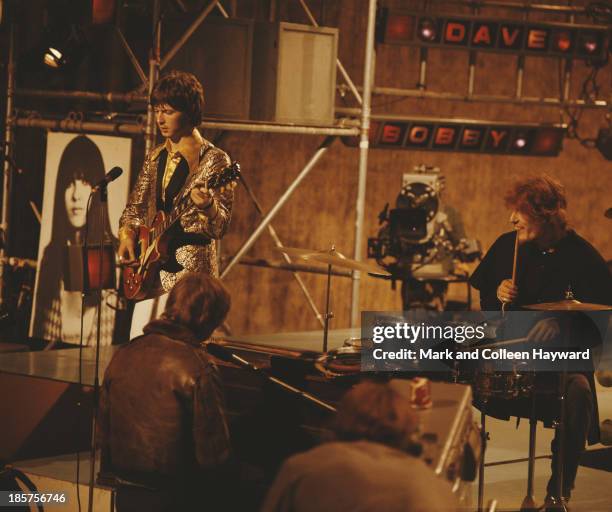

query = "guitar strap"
[[155, 149, 168, 212]]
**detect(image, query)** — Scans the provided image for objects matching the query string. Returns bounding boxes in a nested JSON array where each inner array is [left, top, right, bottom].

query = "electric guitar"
[[122, 162, 241, 300]]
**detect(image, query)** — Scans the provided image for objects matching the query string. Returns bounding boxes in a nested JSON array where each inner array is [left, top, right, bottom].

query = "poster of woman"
[[30, 133, 131, 346]]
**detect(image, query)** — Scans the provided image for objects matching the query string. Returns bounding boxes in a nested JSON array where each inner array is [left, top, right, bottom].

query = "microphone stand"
[[208, 343, 336, 413], [87, 182, 109, 512]]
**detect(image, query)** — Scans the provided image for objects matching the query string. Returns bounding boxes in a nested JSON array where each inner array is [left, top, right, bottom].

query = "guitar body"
[[123, 211, 173, 300]]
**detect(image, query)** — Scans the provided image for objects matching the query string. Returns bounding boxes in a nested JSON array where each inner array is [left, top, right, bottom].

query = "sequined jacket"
[[119, 137, 233, 293]]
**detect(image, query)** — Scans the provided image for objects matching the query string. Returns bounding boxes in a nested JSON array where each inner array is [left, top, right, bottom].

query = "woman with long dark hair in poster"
[[32, 135, 117, 346]]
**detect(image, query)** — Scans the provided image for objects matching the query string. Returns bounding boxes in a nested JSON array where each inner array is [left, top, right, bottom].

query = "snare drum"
[[473, 362, 535, 400], [315, 346, 362, 379]]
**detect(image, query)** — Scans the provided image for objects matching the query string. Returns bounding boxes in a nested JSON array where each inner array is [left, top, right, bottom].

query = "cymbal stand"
[[550, 366, 569, 511], [520, 381, 538, 512], [478, 400, 490, 512], [322, 260, 333, 352], [547, 315, 570, 512]]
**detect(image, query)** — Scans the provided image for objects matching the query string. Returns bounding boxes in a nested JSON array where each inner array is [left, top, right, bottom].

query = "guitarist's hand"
[[191, 186, 217, 217], [118, 235, 138, 266]]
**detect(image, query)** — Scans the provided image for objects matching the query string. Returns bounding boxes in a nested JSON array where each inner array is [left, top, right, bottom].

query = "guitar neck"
[[152, 195, 192, 242]]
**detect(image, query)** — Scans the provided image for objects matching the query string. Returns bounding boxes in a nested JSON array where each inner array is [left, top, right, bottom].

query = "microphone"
[[92, 166, 123, 192], [206, 343, 336, 412], [605, 207, 612, 219]]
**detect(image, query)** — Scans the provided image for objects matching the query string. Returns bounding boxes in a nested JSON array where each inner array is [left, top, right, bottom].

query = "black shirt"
[[470, 230, 612, 311]]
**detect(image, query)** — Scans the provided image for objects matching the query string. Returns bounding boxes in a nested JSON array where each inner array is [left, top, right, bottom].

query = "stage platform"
[[0, 328, 358, 386], [8, 453, 112, 512], [1, 329, 612, 511]]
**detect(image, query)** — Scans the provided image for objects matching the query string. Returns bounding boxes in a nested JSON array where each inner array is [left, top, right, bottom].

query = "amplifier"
[[250, 22, 338, 126]]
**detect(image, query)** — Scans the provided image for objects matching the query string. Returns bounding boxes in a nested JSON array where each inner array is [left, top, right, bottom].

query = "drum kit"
[[274, 244, 611, 512]]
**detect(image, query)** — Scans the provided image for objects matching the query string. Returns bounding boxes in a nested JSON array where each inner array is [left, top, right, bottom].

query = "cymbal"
[[275, 247, 390, 276], [523, 299, 612, 311]]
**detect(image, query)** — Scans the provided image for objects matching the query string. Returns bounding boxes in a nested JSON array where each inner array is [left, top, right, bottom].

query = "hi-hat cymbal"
[[523, 299, 612, 311], [275, 247, 390, 276]]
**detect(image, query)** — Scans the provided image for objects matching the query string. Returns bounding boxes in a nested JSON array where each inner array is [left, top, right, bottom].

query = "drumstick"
[[502, 229, 520, 316], [511, 228, 519, 284]]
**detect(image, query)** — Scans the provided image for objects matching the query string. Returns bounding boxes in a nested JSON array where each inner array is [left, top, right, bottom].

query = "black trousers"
[[546, 373, 594, 498]]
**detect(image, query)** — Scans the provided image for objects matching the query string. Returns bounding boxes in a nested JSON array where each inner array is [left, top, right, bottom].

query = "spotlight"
[[418, 18, 439, 42], [43, 47, 65, 68], [42, 25, 88, 70]]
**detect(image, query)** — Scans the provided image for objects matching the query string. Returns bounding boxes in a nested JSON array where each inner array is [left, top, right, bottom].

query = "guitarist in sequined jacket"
[[118, 70, 234, 297]]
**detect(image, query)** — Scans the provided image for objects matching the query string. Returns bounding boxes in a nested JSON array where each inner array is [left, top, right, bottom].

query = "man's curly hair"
[[504, 174, 568, 229], [150, 70, 205, 127]]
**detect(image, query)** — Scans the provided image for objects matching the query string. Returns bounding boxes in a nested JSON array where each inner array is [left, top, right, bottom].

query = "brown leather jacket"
[[97, 319, 230, 484]]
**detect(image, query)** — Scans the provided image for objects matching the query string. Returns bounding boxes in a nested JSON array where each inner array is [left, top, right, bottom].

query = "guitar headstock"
[[208, 161, 241, 190]]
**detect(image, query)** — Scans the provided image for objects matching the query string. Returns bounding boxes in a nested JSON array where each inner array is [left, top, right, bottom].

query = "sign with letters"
[[342, 120, 565, 156], [377, 8, 608, 60]]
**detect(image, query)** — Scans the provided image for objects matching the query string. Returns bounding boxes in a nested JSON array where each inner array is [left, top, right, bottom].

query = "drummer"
[[470, 175, 612, 508]]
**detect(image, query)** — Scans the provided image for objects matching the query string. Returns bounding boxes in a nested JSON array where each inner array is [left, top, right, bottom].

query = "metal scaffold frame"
[[0, 0, 374, 329]]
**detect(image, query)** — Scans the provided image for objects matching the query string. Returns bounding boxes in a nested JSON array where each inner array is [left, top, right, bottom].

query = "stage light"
[[577, 32, 602, 56], [552, 30, 573, 53], [584, 39, 597, 52], [43, 47, 64, 68], [531, 127, 564, 156], [514, 137, 527, 149], [510, 129, 535, 153], [418, 18, 438, 42], [384, 14, 414, 42], [41, 25, 88, 70]]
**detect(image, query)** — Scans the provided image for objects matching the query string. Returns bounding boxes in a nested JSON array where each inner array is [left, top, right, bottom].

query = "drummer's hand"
[[118, 235, 137, 266], [497, 279, 518, 304], [528, 318, 560, 343]]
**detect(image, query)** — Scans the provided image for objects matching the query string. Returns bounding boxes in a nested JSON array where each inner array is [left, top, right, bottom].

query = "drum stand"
[[478, 401, 490, 512], [520, 385, 538, 512], [548, 367, 569, 512]]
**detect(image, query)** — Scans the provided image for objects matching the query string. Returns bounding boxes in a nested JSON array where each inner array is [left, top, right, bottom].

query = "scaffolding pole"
[[160, 0, 218, 69], [14, 89, 147, 104], [13, 117, 144, 135], [200, 120, 358, 136], [11, 114, 358, 137], [347, 88, 610, 110], [0, 23, 15, 307], [349, 0, 377, 327], [145, 0, 161, 156], [221, 136, 335, 279]]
